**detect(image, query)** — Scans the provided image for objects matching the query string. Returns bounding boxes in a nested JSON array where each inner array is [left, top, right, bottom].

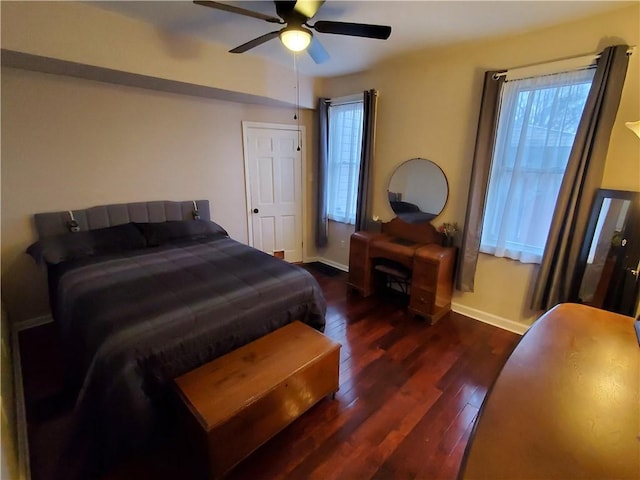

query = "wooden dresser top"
[[461, 303, 639, 479]]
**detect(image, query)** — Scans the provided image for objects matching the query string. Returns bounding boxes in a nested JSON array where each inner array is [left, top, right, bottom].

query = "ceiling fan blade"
[[194, 1, 283, 24], [312, 21, 391, 39], [293, 0, 325, 20], [307, 36, 329, 64], [229, 31, 281, 53]]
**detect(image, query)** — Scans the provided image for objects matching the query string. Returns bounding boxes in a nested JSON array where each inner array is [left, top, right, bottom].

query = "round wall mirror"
[[387, 158, 449, 224]]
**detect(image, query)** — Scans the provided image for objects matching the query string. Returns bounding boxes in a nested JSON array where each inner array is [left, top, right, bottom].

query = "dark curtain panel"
[[315, 98, 330, 247], [355, 89, 378, 232], [456, 71, 505, 292], [531, 45, 630, 310]]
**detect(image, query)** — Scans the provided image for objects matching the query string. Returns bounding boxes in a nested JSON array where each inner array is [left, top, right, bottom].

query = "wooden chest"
[[174, 321, 341, 479]]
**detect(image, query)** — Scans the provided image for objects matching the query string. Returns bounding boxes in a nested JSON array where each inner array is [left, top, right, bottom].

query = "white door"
[[242, 122, 304, 262]]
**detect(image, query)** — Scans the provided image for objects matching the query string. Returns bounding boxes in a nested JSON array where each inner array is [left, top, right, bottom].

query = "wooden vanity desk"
[[348, 218, 456, 324]]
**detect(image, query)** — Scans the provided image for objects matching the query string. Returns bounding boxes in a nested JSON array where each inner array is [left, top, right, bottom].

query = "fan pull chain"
[[294, 52, 301, 151]]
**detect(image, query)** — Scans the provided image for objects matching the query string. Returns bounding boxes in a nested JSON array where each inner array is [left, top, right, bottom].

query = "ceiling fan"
[[193, 1, 392, 64]]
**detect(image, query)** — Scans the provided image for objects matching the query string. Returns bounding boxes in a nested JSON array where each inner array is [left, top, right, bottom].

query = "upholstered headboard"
[[34, 200, 210, 238]]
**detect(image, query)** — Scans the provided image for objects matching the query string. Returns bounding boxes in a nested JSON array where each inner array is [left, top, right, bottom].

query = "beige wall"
[[316, 221, 354, 269], [0, 68, 314, 321], [321, 4, 640, 328], [1, 1, 317, 108]]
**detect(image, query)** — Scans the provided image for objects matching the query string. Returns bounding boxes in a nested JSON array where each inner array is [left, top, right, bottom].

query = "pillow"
[[89, 222, 148, 251], [135, 220, 228, 246], [27, 223, 147, 265]]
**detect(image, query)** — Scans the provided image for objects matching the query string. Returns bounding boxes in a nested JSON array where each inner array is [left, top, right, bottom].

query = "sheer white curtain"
[[480, 69, 595, 263], [326, 101, 364, 224]]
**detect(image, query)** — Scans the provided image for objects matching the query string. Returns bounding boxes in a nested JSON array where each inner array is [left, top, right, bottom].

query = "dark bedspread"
[[51, 236, 326, 479]]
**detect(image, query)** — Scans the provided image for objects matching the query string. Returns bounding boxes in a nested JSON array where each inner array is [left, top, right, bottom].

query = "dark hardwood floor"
[[19, 266, 520, 480]]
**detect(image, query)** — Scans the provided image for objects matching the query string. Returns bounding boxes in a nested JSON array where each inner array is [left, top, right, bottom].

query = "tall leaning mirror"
[[572, 189, 640, 316], [387, 158, 448, 224]]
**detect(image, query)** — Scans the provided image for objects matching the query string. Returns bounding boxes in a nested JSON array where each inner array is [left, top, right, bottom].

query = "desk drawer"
[[412, 263, 438, 290], [409, 287, 434, 315]]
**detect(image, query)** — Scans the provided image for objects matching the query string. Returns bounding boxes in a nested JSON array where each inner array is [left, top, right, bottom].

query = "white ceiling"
[[91, 1, 631, 77]]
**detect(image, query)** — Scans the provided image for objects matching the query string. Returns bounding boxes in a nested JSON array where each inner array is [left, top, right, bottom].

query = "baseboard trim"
[[11, 326, 31, 480], [452, 302, 530, 335], [14, 315, 53, 333], [316, 258, 348, 273]]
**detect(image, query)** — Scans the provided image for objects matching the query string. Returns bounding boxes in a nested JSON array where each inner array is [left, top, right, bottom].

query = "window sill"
[[328, 219, 355, 226], [479, 245, 542, 265]]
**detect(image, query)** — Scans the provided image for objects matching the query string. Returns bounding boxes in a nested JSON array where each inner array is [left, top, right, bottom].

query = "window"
[[480, 68, 595, 263], [326, 97, 364, 224]]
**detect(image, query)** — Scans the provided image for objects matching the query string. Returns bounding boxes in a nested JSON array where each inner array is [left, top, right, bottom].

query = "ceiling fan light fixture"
[[280, 27, 312, 52]]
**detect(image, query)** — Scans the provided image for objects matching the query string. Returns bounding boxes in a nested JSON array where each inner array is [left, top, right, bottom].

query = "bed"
[[390, 200, 437, 224], [388, 192, 436, 224], [27, 200, 326, 479]]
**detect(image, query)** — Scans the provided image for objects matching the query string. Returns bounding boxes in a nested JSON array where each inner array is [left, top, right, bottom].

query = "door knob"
[[253, 208, 259, 214]]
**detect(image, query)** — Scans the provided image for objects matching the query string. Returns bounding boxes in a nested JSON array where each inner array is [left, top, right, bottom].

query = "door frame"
[[241, 121, 308, 262]]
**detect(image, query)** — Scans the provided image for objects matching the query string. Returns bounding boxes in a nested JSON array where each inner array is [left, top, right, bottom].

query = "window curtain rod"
[[329, 93, 364, 106], [494, 46, 635, 81]]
